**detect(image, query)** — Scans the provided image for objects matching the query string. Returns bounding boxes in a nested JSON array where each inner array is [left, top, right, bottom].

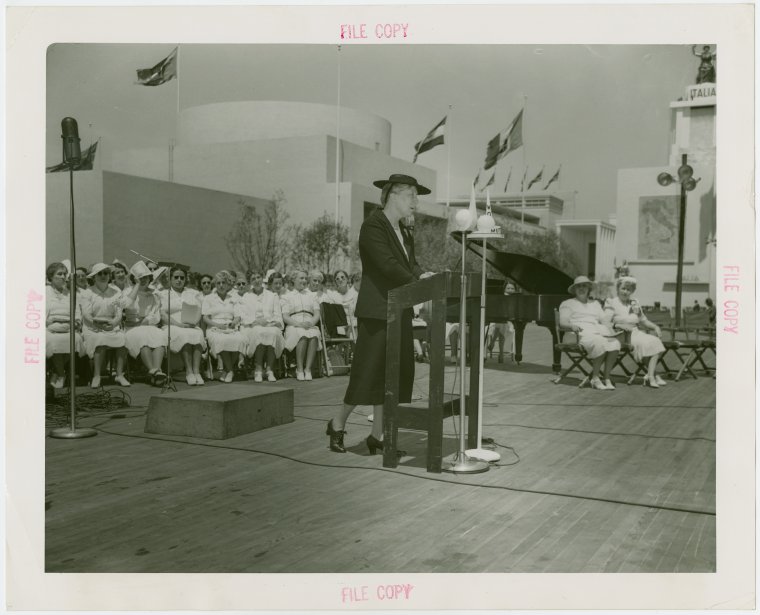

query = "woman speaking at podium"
[[327, 174, 434, 455]]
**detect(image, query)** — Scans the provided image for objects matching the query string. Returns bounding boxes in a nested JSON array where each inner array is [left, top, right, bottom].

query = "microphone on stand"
[[61, 117, 82, 165]]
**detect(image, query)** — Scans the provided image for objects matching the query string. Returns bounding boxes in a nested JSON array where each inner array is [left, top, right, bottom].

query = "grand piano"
[[446, 240, 573, 373]]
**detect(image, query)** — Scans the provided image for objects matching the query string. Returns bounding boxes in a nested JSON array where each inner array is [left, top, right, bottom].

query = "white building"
[[615, 83, 716, 306]]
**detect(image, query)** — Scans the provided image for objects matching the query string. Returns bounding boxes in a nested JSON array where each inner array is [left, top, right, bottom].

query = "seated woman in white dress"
[[202, 270, 246, 383], [159, 266, 207, 386], [81, 263, 129, 388], [325, 269, 357, 337], [45, 262, 84, 389], [235, 271, 285, 382], [558, 275, 621, 391], [121, 261, 168, 386], [282, 270, 321, 381], [604, 276, 667, 388]]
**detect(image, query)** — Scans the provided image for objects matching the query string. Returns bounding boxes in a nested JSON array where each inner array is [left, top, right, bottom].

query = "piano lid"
[[456, 235, 574, 294]]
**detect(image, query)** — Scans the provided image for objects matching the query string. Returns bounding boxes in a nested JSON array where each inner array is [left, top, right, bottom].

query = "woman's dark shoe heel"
[[326, 420, 346, 453], [366, 435, 384, 455]]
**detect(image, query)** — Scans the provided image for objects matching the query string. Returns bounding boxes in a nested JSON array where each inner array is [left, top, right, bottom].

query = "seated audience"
[[236, 271, 285, 382], [202, 270, 246, 383], [45, 261, 84, 388], [281, 270, 321, 381], [604, 276, 667, 388], [121, 261, 168, 386], [160, 266, 207, 385], [81, 263, 129, 388], [559, 275, 620, 391]]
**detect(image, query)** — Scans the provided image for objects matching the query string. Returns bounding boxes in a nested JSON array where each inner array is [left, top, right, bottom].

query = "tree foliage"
[[288, 213, 351, 274], [225, 191, 290, 275]]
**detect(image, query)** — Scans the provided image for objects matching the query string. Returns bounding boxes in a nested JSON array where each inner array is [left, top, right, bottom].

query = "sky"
[[47, 43, 699, 220]]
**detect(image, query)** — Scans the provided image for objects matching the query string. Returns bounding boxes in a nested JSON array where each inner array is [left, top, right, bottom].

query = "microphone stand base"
[[48, 427, 97, 439], [161, 377, 178, 394], [442, 452, 490, 474], [465, 447, 501, 462]]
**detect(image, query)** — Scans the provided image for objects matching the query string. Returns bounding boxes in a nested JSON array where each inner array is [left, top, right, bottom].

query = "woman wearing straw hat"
[[121, 261, 168, 386], [559, 275, 621, 391], [81, 263, 129, 388], [327, 174, 434, 455]]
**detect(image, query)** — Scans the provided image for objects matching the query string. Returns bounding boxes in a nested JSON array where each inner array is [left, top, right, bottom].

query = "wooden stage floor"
[[45, 325, 716, 573]]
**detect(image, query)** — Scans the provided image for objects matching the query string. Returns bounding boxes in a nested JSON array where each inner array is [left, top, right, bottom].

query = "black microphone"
[[61, 117, 81, 164]]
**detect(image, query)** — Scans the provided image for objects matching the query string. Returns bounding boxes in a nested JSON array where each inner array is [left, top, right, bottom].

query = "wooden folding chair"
[[319, 303, 354, 376], [673, 309, 716, 381], [552, 308, 593, 387], [638, 308, 683, 380]]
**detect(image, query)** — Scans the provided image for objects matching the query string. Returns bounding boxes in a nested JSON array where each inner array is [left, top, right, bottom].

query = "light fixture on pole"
[[49, 118, 97, 439], [465, 189, 503, 463], [656, 153, 700, 327], [443, 184, 489, 475]]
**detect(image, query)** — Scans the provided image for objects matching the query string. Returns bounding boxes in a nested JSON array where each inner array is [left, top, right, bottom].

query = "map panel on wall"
[[638, 195, 679, 260]]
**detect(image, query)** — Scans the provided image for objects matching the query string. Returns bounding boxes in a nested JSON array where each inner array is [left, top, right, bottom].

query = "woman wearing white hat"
[[559, 275, 621, 390], [121, 261, 168, 386], [81, 263, 129, 388], [604, 276, 667, 388], [45, 261, 84, 388]]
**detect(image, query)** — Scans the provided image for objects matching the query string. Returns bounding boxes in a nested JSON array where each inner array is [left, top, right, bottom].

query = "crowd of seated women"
[[45, 259, 362, 390]]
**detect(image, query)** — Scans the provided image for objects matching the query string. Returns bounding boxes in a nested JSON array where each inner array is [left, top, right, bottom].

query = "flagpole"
[[335, 45, 342, 226], [446, 105, 452, 212], [521, 95, 527, 233]]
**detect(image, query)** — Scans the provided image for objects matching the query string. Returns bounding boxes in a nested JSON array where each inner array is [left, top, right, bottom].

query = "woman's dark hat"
[[373, 174, 431, 195]]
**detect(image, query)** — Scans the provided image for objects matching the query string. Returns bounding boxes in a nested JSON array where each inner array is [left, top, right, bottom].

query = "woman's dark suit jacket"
[[354, 209, 423, 321], [344, 208, 423, 405]]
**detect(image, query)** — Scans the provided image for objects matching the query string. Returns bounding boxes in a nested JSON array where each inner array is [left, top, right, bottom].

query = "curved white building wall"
[[178, 101, 391, 155]]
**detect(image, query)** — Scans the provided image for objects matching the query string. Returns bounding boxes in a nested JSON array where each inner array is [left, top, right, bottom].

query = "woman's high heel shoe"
[[643, 375, 660, 388], [366, 434, 384, 455], [326, 419, 346, 453]]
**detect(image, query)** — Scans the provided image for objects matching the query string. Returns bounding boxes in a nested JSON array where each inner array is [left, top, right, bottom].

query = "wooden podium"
[[383, 271, 483, 473]]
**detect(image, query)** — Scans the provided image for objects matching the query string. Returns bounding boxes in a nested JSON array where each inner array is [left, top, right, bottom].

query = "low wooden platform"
[[45, 324, 716, 573], [146, 384, 293, 439]]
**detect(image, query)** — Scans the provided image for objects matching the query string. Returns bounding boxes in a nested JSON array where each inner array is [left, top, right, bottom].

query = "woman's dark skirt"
[[343, 312, 414, 406]]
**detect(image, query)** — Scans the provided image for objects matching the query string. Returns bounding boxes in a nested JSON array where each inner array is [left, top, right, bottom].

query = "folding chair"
[[552, 308, 593, 387], [673, 309, 716, 381], [637, 307, 683, 380], [319, 303, 354, 376]]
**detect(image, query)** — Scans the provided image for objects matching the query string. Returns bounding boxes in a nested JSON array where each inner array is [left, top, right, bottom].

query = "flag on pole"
[[136, 48, 178, 86], [543, 166, 561, 190], [527, 166, 544, 190], [483, 133, 501, 170], [413, 116, 446, 162], [503, 167, 513, 193], [520, 166, 529, 192], [46, 141, 99, 173], [498, 109, 524, 159]]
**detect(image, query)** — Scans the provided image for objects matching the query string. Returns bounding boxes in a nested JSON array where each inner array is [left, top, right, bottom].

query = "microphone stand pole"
[[443, 229, 488, 474], [50, 162, 96, 439]]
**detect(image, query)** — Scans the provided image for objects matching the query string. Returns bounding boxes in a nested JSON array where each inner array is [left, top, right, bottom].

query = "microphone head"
[[60, 117, 81, 164], [61, 117, 80, 137]]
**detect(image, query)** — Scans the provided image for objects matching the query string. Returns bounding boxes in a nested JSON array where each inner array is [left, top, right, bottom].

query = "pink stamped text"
[[341, 583, 414, 604], [722, 265, 739, 334], [24, 289, 44, 363], [340, 23, 409, 40]]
